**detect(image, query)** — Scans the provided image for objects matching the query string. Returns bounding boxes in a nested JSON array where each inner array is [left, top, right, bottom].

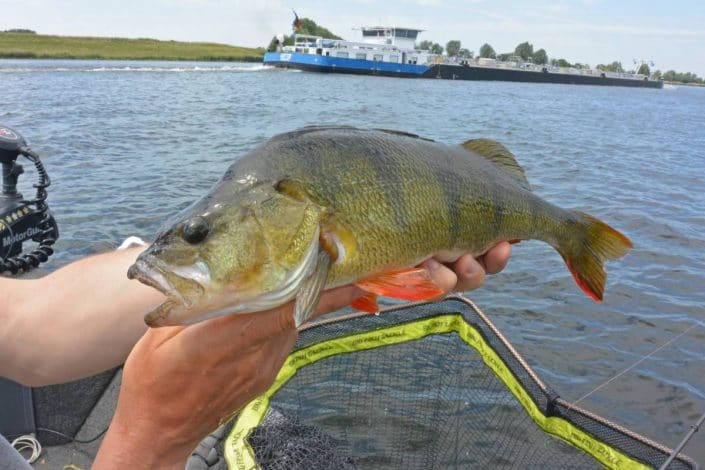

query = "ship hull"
[[264, 52, 663, 89]]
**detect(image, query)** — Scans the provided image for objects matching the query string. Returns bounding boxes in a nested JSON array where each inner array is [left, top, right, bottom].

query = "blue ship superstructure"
[[264, 27, 432, 78]]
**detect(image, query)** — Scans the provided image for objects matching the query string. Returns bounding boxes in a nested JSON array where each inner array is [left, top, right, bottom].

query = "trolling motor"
[[0, 125, 58, 274]]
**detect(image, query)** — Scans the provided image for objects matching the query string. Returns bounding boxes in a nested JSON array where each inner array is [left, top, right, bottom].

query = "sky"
[[2, 0, 704, 77]]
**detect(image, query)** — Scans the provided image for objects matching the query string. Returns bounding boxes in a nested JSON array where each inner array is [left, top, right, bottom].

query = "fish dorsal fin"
[[461, 139, 531, 191], [374, 128, 436, 142]]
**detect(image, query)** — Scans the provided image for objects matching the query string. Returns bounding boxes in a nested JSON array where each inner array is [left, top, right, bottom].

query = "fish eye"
[[182, 217, 210, 244]]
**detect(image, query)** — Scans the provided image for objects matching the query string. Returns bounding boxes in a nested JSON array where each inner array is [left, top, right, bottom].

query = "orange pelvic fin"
[[351, 292, 379, 313], [355, 267, 445, 302]]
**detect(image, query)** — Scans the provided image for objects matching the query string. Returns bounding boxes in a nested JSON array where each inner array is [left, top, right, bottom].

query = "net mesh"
[[248, 408, 357, 469], [253, 333, 597, 469], [209, 297, 697, 470]]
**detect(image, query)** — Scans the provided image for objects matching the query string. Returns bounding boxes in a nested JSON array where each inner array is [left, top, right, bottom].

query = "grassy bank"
[[0, 33, 264, 61]]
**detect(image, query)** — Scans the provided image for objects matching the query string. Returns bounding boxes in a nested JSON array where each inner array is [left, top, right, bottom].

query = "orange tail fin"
[[559, 211, 633, 301]]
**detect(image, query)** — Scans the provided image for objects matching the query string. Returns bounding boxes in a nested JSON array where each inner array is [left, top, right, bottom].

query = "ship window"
[[389, 54, 398, 62], [355, 53, 367, 60], [394, 29, 419, 39], [337, 51, 349, 58], [373, 54, 383, 61]]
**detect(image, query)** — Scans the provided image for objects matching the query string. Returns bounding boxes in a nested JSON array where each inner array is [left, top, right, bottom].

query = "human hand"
[[420, 241, 512, 293], [94, 304, 298, 468], [93, 243, 511, 468], [94, 282, 366, 468]]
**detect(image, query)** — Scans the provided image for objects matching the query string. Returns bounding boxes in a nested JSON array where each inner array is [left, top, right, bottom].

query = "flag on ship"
[[292, 10, 302, 32]]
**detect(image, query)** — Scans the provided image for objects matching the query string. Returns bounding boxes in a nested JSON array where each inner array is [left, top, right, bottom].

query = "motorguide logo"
[[0, 127, 19, 141], [2, 226, 41, 248]]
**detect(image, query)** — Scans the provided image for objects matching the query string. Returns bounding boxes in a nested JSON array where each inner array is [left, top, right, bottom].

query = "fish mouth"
[[127, 257, 208, 326], [128, 259, 174, 297]]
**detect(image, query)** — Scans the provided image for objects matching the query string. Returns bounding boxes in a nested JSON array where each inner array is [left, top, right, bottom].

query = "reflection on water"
[[3, 59, 704, 463]]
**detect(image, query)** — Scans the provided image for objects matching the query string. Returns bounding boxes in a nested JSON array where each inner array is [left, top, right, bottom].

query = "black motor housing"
[[0, 125, 27, 161], [0, 125, 58, 273], [0, 203, 54, 259]]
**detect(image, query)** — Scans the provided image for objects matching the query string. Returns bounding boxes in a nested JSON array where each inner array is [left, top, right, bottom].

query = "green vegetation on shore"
[[0, 32, 264, 61]]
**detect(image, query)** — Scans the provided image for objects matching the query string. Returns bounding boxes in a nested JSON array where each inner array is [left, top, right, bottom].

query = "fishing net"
[[187, 296, 697, 470]]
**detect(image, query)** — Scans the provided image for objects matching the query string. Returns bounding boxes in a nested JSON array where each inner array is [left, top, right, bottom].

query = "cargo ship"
[[263, 26, 663, 89]]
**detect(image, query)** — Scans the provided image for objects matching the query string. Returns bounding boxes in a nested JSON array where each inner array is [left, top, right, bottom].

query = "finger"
[[452, 255, 485, 292], [235, 284, 366, 333], [173, 284, 363, 350], [311, 285, 365, 320], [481, 242, 512, 275], [200, 284, 365, 344], [244, 284, 364, 333], [181, 307, 295, 352], [421, 258, 458, 293]]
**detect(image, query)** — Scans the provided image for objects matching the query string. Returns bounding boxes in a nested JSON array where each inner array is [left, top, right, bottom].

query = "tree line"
[[652, 70, 703, 85], [2, 29, 36, 34]]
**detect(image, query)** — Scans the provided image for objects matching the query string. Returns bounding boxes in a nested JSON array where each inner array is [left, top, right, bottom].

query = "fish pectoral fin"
[[294, 249, 332, 327], [355, 268, 445, 302], [350, 292, 379, 313], [275, 177, 314, 203]]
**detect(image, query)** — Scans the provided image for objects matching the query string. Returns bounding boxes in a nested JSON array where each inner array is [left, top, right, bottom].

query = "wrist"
[[94, 400, 194, 469]]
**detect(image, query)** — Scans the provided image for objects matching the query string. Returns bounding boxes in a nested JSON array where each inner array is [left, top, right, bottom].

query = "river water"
[[2, 59, 704, 464]]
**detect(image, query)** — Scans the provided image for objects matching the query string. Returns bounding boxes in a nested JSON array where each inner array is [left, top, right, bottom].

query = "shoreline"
[[0, 32, 264, 62], [0, 55, 264, 62]]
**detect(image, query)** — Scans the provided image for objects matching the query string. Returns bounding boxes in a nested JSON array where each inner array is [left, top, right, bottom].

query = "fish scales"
[[221, 129, 564, 284]]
